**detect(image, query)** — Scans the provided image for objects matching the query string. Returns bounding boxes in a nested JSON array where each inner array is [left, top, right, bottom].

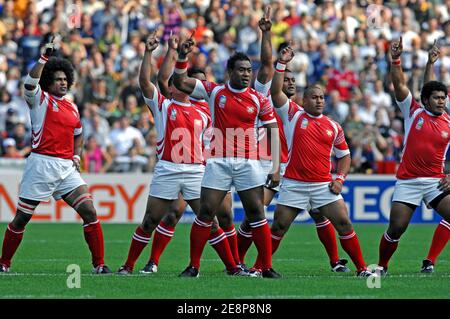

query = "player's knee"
[[334, 219, 353, 234], [211, 220, 219, 233], [271, 221, 288, 237], [12, 211, 33, 229], [199, 203, 215, 220], [163, 213, 179, 227], [217, 212, 233, 229], [387, 224, 406, 240], [309, 209, 326, 223]]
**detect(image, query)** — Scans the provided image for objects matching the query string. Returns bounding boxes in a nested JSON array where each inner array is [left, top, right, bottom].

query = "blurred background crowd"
[[0, 0, 449, 174]]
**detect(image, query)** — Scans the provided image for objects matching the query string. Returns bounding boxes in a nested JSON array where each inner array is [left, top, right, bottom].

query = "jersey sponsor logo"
[[218, 95, 226, 108], [300, 118, 309, 129], [170, 109, 177, 121], [247, 106, 255, 113], [442, 130, 449, 139], [415, 117, 424, 130]]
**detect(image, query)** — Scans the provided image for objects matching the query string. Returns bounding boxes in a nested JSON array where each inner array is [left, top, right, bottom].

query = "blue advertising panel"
[[182, 175, 442, 224]]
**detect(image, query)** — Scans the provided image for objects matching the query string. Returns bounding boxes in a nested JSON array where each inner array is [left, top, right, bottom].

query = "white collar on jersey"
[[171, 99, 191, 107], [189, 97, 206, 102], [304, 111, 323, 119], [226, 82, 247, 93], [423, 107, 442, 118]]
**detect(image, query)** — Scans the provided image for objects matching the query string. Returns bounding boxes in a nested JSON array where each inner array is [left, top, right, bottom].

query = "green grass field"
[[0, 223, 449, 299]]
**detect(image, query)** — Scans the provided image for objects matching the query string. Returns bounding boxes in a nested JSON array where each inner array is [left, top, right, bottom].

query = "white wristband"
[[275, 62, 286, 72], [73, 155, 81, 162]]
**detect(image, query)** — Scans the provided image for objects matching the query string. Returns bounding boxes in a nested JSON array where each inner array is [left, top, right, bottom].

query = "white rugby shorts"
[[392, 177, 447, 207], [149, 160, 205, 200], [277, 178, 343, 210], [19, 152, 86, 201], [201, 157, 265, 192]]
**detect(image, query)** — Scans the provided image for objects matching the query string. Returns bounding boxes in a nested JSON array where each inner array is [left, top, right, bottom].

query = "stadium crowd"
[[0, 0, 449, 173]]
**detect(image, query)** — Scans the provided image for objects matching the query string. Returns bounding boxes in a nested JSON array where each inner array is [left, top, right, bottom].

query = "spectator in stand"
[[327, 55, 359, 103], [83, 135, 112, 173]]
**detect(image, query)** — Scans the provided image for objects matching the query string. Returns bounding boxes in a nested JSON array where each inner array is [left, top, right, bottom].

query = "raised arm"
[[24, 38, 56, 92], [265, 121, 280, 188], [424, 39, 440, 83], [138, 31, 159, 99], [270, 45, 295, 108], [389, 37, 409, 102], [256, 6, 274, 85], [157, 31, 179, 98], [173, 33, 199, 95]]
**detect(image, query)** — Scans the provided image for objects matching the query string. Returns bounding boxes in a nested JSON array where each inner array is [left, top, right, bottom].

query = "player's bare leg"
[[236, 188, 276, 266], [215, 193, 241, 267], [422, 195, 450, 272], [62, 185, 111, 274], [309, 209, 349, 272], [251, 203, 298, 274], [117, 195, 174, 274], [0, 198, 38, 272], [141, 194, 187, 274], [180, 187, 227, 276], [238, 186, 280, 278], [319, 200, 369, 276], [377, 201, 415, 274], [182, 194, 244, 276]]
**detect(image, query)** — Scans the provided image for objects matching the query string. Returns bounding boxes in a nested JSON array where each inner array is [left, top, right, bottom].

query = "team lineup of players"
[[0, 7, 449, 278]]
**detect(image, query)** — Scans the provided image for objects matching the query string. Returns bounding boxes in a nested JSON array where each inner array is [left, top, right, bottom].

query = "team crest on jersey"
[[170, 109, 177, 120], [442, 131, 449, 139], [415, 117, 424, 130], [326, 129, 333, 137], [247, 106, 255, 113], [218, 95, 226, 108], [300, 118, 309, 129]]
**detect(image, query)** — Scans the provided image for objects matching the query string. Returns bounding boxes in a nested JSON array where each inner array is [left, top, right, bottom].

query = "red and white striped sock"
[[149, 221, 175, 265], [83, 220, 105, 267], [124, 226, 151, 269], [209, 227, 236, 271], [189, 217, 212, 269], [315, 219, 339, 264], [378, 232, 400, 269], [0, 223, 25, 268], [250, 219, 272, 271], [426, 220, 450, 264], [253, 233, 283, 270], [222, 225, 240, 265], [237, 225, 253, 264], [339, 230, 366, 272]]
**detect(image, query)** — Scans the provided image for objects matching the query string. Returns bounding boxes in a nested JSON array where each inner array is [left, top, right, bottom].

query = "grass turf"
[[0, 223, 448, 299]]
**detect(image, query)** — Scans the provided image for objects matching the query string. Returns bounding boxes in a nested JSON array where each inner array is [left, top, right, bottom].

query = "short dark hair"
[[187, 67, 206, 78], [39, 57, 75, 92], [226, 52, 251, 72], [304, 84, 324, 97], [420, 81, 448, 105]]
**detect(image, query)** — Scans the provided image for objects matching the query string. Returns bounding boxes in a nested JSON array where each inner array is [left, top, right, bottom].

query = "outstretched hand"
[[279, 43, 295, 63], [178, 30, 196, 59], [428, 39, 440, 64], [145, 30, 160, 52], [43, 35, 56, 57], [258, 6, 272, 32], [168, 30, 179, 50], [390, 37, 403, 60]]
